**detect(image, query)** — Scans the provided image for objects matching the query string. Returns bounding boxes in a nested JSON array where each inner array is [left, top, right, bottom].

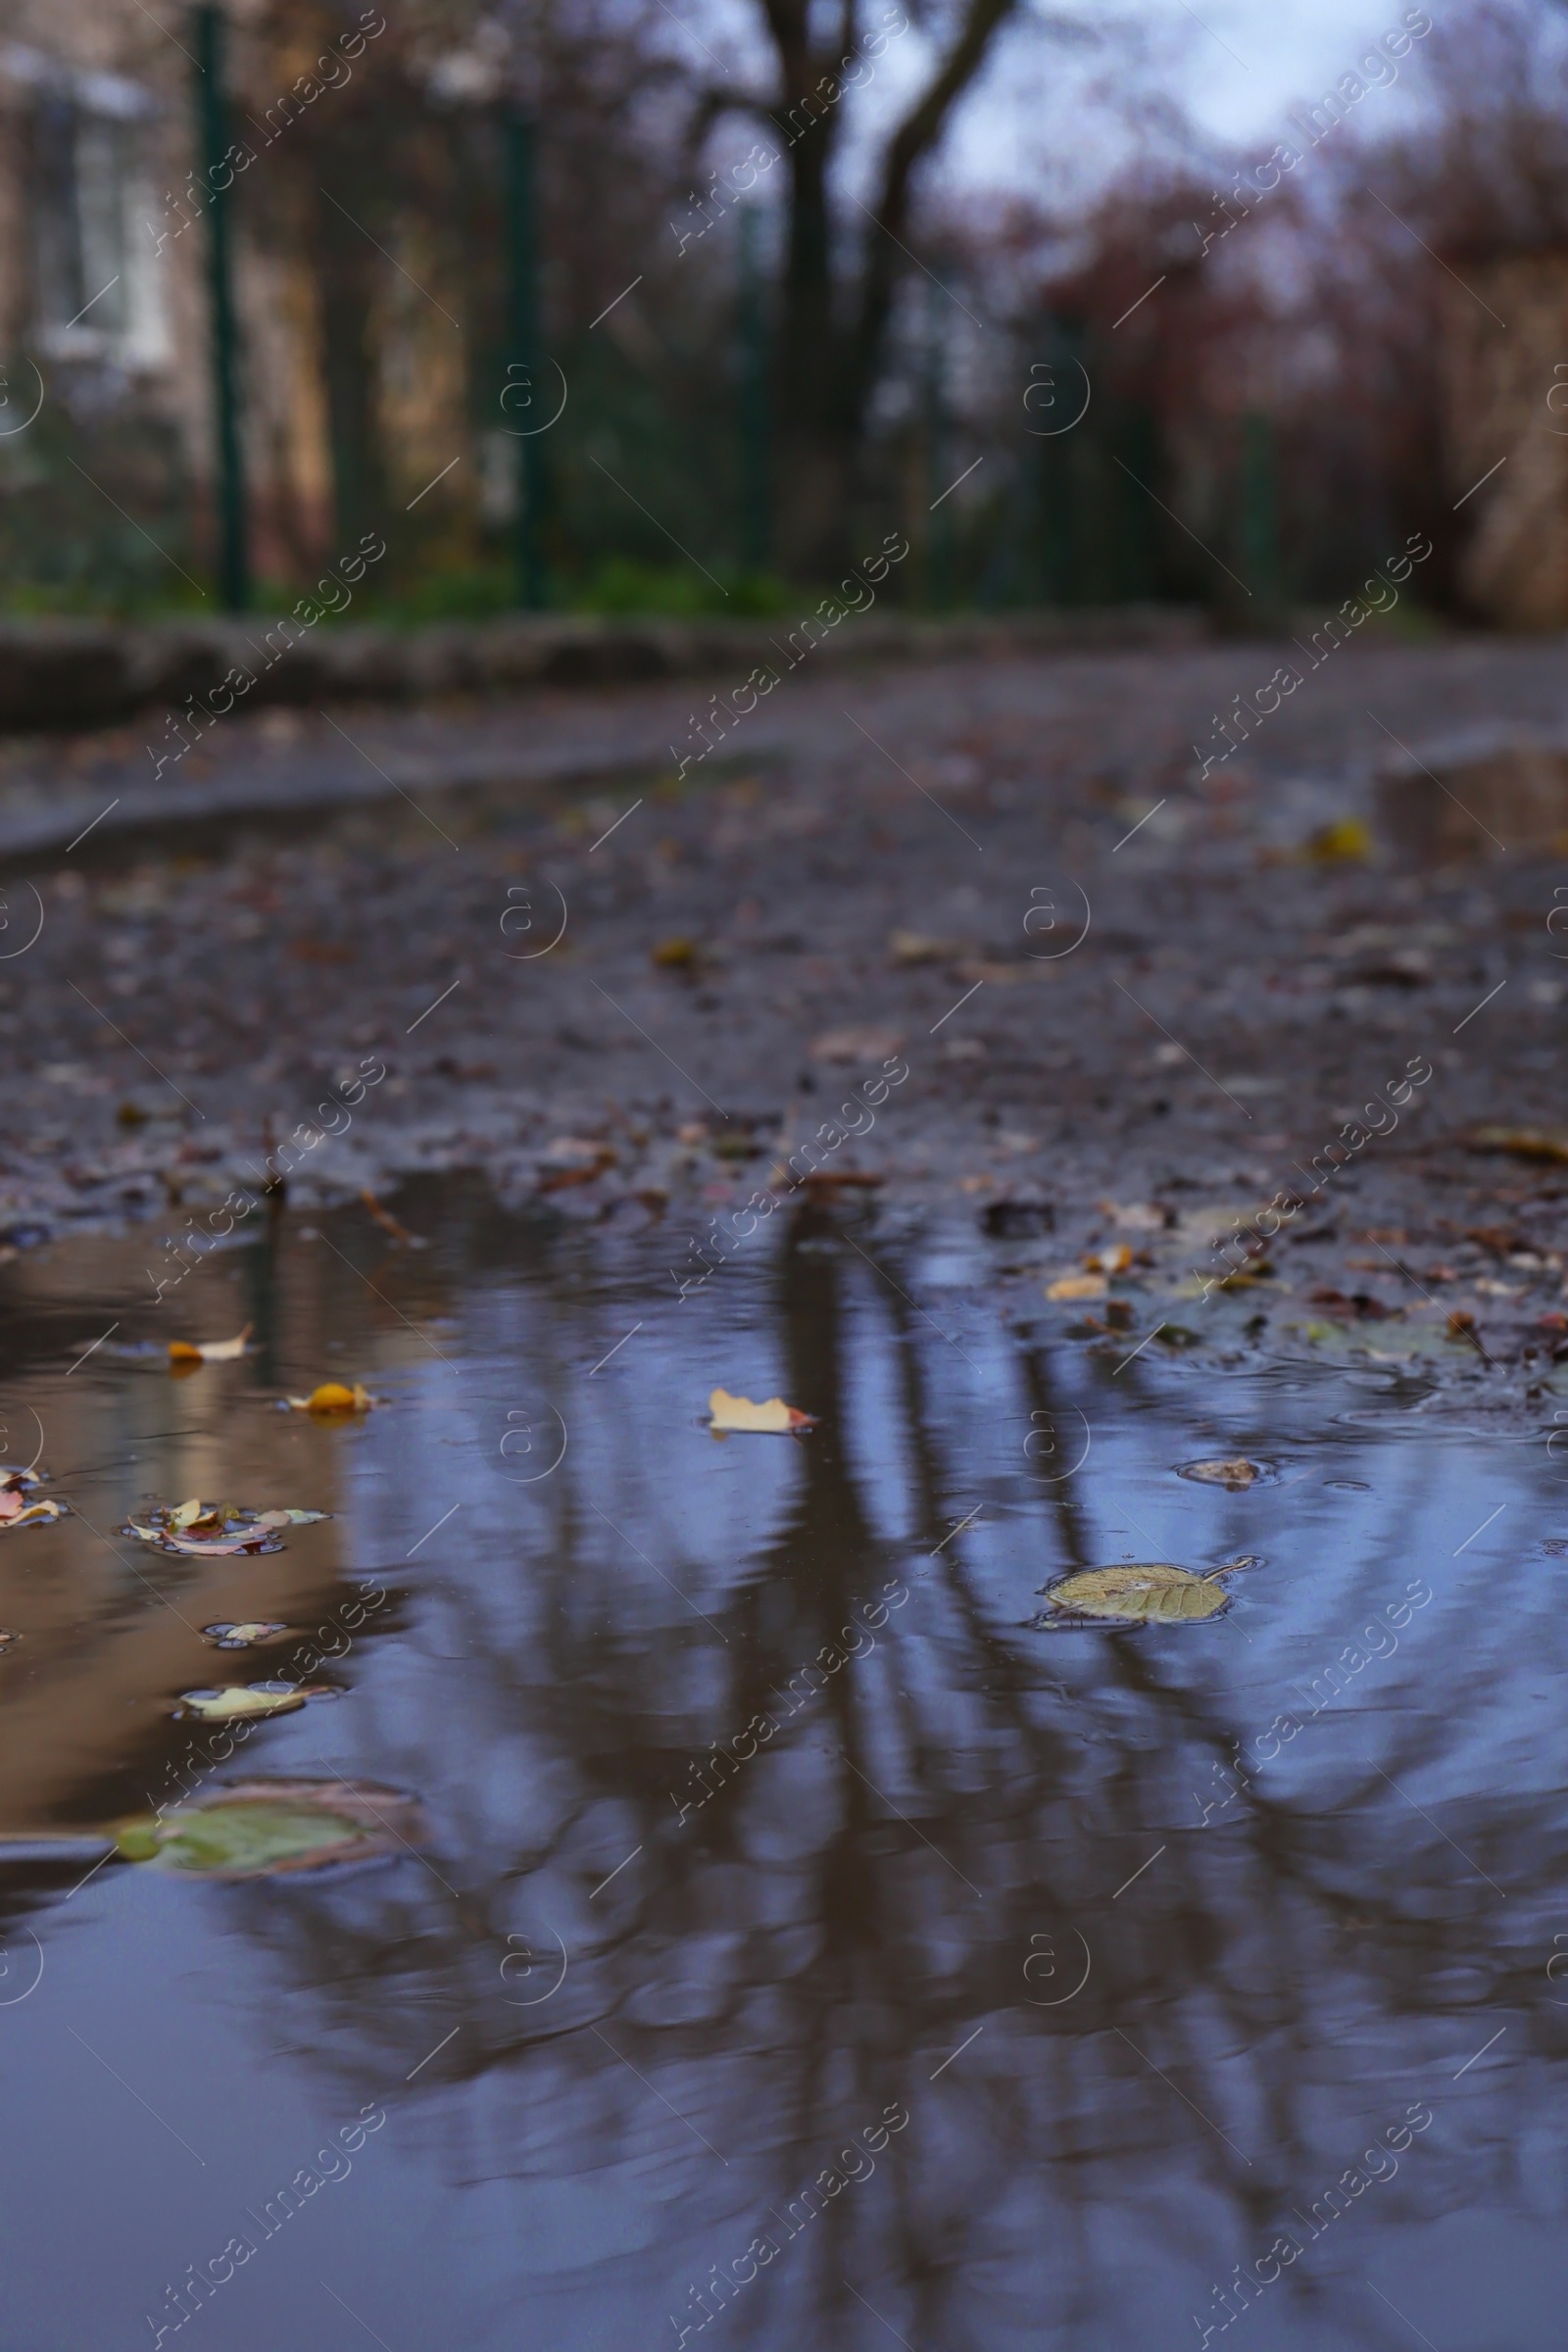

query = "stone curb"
[[0, 606, 1205, 733]]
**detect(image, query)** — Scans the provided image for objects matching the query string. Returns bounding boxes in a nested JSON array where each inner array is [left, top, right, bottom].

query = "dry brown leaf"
[[1179, 1458, 1263, 1491], [709, 1387, 818, 1433], [1086, 1244, 1134, 1275]]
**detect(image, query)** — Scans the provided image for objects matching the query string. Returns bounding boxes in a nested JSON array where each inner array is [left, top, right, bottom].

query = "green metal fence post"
[[504, 107, 548, 610], [193, 4, 248, 610], [737, 204, 769, 573]]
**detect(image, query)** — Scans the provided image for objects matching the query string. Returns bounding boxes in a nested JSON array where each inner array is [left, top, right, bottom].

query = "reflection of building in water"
[[1443, 247, 1568, 626]]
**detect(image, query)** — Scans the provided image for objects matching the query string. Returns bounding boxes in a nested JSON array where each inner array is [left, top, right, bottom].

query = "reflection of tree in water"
[[225, 1212, 1568, 2346]]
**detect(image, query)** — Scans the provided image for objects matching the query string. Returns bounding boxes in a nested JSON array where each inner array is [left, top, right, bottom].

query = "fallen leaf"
[[801, 1170, 885, 1193], [810, 1026, 905, 1064], [203, 1622, 292, 1648], [1464, 1126, 1568, 1163], [888, 930, 974, 965], [0, 1499, 65, 1528], [1179, 1457, 1264, 1490], [1086, 1243, 1134, 1275], [0, 1467, 65, 1532], [1047, 1273, 1107, 1301], [285, 1382, 375, 1414], [651, 936, 698, 968], [1042, 1563, 1228, 1623], [114, 1778, 422, 1878], [123, 1499, 328, 1554], [174, 1684, 307, 1722], [168, 1323, 254, 1367], [1308, 817, 1373, 863], [129, 1523, 275, 1556], [709, 1387, 818, 1433]]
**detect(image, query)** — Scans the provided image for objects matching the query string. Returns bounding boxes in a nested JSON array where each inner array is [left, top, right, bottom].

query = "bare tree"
[[690, 0, 1040, 576]]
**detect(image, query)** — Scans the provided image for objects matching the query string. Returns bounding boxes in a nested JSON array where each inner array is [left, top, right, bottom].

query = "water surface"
[[0, 1182, 1562, 2351]]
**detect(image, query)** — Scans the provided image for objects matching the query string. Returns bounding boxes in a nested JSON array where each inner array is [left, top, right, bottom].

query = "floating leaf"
[[284, 1383, 375, 1414], [0, 1466, 64, 1531], [203, 1622, 293, 1649], [708, 1387, 818, 1433], [114, 1778, 422, 1879], [0, 1495, 65, 1529], [128, 1520, 276, 1557], [1178, 1457, 1267, 1491], [1085, 1244, 1134, 1275], [127, 1498, 330, 1557], [169, 1323, 253, 1369], [1042, 1563, 1229, 1623], [174, 1684, 307, 1722]]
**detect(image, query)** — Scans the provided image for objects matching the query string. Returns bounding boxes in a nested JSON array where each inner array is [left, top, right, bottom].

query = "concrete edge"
[[0, 606, 1208, 734]]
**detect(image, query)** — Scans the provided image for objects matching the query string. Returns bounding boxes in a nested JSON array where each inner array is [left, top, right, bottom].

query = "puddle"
[[1, 1176, 1564, 2351]]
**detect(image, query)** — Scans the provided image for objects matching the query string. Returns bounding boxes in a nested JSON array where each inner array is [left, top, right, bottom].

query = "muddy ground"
[[3, 629, 1567, 1403]]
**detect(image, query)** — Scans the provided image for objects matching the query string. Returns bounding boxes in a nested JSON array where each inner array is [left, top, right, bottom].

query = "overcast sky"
[[675, 0, 1442, 205]]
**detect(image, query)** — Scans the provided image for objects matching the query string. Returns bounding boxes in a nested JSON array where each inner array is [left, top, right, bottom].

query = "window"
[[11, 48, 168, 367]]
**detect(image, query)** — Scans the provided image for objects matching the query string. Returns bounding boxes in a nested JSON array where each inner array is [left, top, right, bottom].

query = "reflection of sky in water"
[[1, 1193, 1564, 2351]]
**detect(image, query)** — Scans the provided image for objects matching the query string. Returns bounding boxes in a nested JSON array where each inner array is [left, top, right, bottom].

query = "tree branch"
[[683, 82, 780, 162], [848, 0, 1019, 403]]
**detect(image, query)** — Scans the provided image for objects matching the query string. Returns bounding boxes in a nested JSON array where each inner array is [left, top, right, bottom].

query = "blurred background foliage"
[[3, 0, 1568, 619]]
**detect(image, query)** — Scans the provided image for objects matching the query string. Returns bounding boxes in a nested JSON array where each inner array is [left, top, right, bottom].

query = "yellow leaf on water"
[[1086, 1244, 1133, 1275], [169, 1323, 253, 1368], [285, 1383, 374, 1414], [174, 1685, 306, 1723], [708, 1387, 818, 1433]]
